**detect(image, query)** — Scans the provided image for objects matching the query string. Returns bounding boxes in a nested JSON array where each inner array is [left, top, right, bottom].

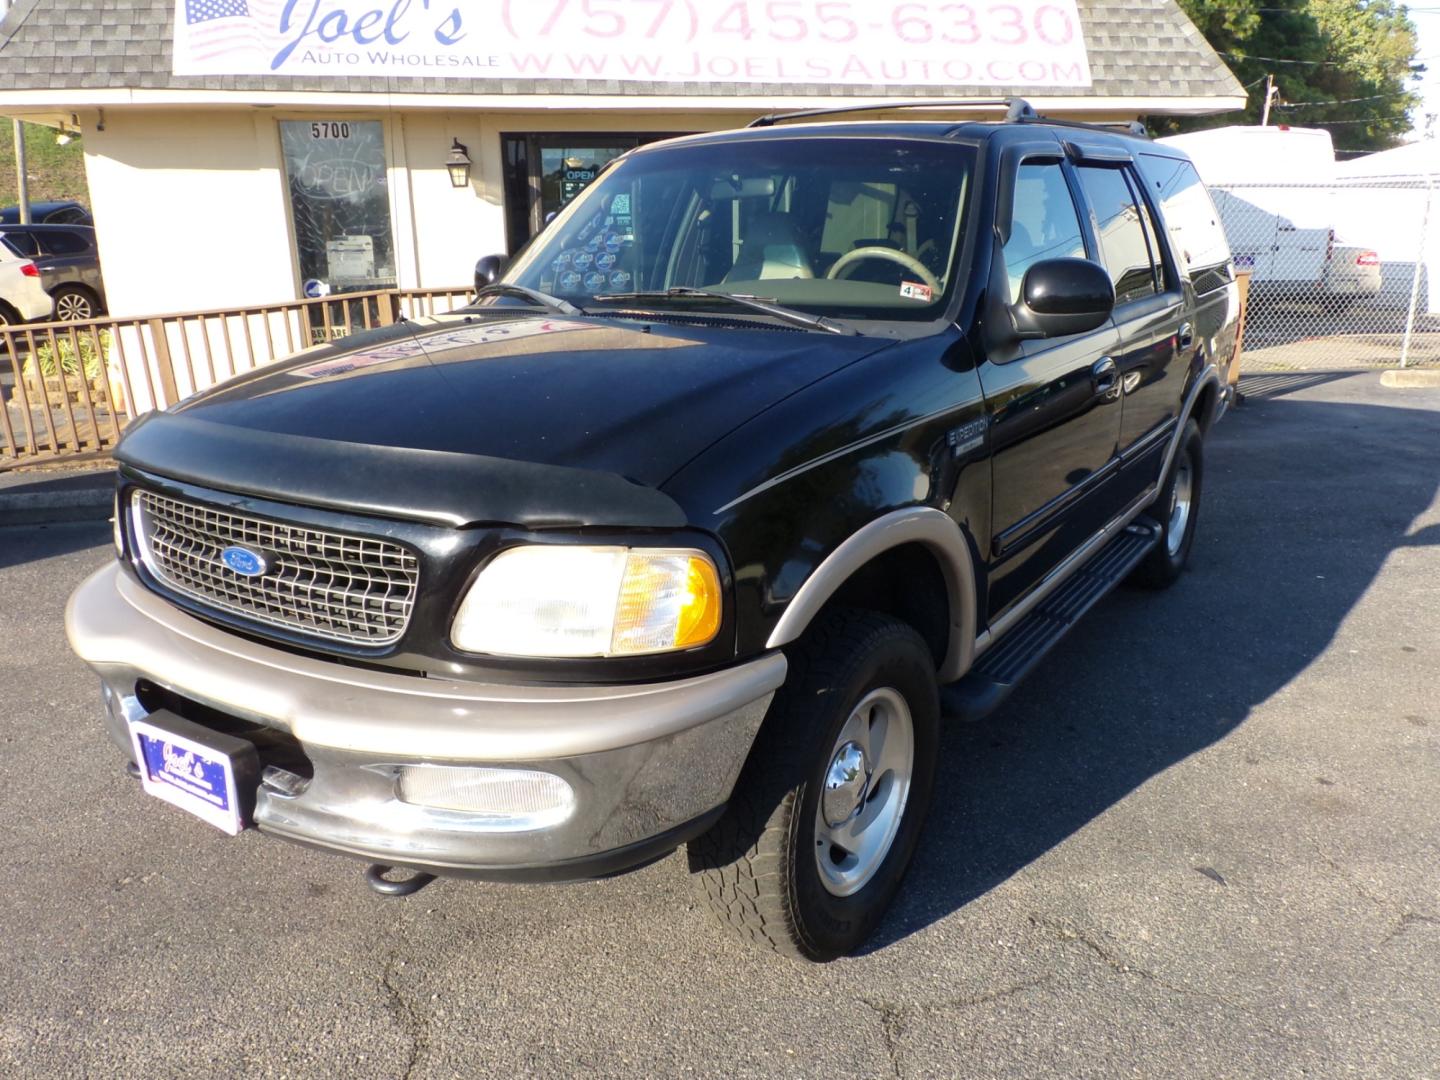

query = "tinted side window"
[[1076, 165, 1160, 306], [49, 208, 91, 225], [0, 230, 39, 258], [1003, 162, 1086, 303], [40, 231, 92, 256], [1137, 154, 1232, 293]]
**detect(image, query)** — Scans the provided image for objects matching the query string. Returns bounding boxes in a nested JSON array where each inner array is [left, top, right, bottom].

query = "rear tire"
[[1131, 418, 1204, 589], [687, 609, 940, 961], [51, 285, 99, 322]]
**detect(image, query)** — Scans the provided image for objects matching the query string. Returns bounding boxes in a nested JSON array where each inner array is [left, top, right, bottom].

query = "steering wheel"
[[826, 247, 941, 293]]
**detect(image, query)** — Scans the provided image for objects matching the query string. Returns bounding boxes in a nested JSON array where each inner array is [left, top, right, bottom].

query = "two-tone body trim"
[[765, 507, 980, 683]]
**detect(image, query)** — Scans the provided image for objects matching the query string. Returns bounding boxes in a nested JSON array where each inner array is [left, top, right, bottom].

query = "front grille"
[[131, 489, 419, 647]]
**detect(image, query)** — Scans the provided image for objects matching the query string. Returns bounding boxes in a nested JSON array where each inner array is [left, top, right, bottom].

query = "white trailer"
[[1156, 126, 1380, 304]]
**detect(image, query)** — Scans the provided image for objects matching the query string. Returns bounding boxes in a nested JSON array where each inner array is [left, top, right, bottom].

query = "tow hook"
[[364, 864, 436, 898]]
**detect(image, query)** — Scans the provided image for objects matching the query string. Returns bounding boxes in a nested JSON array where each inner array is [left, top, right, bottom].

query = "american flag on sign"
[[177, 0, 283, 66]]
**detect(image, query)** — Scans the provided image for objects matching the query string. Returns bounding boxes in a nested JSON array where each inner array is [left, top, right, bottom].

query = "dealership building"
[[0, 0, 1243, 319]]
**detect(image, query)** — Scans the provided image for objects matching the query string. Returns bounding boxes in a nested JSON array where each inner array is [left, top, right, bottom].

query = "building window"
[[279, 120, 396, 296]]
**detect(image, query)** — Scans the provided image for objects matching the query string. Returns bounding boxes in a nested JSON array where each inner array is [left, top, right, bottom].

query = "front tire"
[[688, 610, 940, 961], [1131, 418, 1204, 589]]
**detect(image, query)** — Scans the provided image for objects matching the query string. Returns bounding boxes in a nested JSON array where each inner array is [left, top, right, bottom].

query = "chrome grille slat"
[[132, 490, 419, 647]]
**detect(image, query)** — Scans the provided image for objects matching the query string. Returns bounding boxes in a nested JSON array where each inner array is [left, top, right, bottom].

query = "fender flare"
[[765, 507, 980, 683]]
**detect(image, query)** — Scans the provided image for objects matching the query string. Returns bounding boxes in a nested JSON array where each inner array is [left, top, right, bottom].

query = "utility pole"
[[11, 118, 30, 224], [1260, 74, 1278, 127]]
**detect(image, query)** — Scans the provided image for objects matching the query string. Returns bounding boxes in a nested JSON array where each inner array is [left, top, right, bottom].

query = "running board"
[[941, 521, 1161, 723]]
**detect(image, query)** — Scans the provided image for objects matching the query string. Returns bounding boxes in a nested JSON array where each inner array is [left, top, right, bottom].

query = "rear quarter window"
[[0, 230, 39, 258], [1137, 154, 1232, 294], [40, 231, 93, 256]]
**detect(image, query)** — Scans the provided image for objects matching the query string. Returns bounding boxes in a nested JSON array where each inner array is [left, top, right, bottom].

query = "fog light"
[[397, 765, 574, 830]]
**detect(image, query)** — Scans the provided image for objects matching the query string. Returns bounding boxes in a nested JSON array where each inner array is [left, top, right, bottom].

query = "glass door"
[[502, 133, 682, 253]]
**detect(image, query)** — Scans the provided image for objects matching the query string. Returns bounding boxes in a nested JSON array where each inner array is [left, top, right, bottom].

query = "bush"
[[23, 329, 108, 384]]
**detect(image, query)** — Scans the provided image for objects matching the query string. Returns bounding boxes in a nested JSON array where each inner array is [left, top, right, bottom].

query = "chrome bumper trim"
[[74, 561, 785, 874], [68, 563, 786, 761]]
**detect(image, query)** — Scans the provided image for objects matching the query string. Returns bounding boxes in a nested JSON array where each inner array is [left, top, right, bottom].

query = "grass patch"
[[0, 121, 90, 208]]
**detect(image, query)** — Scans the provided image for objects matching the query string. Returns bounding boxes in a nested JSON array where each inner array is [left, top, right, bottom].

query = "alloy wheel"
[[814, 686, 915, 898]]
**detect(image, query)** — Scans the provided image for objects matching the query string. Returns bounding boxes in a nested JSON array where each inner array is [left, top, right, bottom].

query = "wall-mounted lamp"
[[446, 138, 472, 189]]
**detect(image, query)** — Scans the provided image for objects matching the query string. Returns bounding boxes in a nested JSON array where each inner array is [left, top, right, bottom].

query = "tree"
[[1156, 0, 1422, 152]]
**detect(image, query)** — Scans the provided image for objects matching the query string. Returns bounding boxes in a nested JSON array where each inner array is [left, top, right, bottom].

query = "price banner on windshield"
[[174, 0, 1092, 87]]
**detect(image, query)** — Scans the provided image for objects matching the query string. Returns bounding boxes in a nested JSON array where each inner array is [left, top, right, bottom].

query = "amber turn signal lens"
[[674, 555, 722, 649], [611, 551, 723, 655]]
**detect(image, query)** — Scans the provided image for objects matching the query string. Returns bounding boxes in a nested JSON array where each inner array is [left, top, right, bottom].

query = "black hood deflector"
[[114, 411, 687, 530]]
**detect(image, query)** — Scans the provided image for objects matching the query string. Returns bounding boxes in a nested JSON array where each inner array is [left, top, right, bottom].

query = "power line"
[[1219, 50, 1440, 67], [1218, 51, 1337, 66], [1301, 115, 1413, 125], [1276, 90, 1416, 108]]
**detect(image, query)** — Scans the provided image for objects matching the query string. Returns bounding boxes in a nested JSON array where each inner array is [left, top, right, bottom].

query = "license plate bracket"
[[128, 709, 260, 835]]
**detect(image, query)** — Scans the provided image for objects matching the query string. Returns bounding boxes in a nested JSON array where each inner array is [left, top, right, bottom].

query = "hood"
[[173, 312, 891, 490]]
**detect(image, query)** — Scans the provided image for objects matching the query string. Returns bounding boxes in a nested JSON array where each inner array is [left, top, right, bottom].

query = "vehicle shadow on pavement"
[[0, 521, 111, 571], [861, 387, 1440, 954]]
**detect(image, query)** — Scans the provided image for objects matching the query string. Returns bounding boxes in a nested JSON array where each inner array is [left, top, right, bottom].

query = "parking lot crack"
[[859, 980, 1049, 1078], [379, 951, 430, 1080], [858, 997, 905, 1080], [1027, 914, 1247, 1011], [1307, 840, 1416, 927], [1381, 911, 1440, 946]]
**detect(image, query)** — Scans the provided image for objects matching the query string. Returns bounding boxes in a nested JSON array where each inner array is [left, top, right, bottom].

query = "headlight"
[[451, 545, 722, 658], [112, 492, 124, 556]]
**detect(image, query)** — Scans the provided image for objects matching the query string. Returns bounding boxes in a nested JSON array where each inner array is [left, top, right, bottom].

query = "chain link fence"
[[1212, 177, 1440, 370]]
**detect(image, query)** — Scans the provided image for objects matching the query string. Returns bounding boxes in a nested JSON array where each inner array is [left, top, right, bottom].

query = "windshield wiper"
[[474, 283, 586, 316], [590, 287, 859, 336]]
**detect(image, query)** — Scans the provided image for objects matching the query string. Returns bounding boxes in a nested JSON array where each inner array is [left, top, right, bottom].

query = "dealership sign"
[[173, 1, 1092, 86]]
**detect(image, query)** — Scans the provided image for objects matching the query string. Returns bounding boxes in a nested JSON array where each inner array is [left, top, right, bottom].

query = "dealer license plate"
[[129, 719, 245, 835]]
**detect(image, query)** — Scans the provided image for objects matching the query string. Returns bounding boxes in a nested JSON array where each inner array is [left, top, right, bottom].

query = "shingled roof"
[[0, 0, 1243, 106]]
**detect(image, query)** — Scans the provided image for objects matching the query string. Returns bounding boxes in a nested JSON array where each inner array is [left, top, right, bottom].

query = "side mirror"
[[474, 254, 509, 292], [1010, 258, 1114, 339]]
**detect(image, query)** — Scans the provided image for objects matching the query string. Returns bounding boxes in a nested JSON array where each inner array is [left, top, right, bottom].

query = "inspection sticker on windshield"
[[900, 281, 933, 302]]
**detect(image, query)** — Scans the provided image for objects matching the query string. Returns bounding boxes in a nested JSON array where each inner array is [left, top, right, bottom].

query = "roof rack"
[[745, 98, 1150, 140], [747, 98, 1037, 128], [1014, 115, 1151, 139]]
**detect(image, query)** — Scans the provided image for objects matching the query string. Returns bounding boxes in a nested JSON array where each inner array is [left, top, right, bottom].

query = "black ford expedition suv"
[[67, 103, 1237, 961]]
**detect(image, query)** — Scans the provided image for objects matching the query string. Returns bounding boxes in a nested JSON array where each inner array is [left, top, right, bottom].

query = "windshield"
[[502, 137, 976, 324]]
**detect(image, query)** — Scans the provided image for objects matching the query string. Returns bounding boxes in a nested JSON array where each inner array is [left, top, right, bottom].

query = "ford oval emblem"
[[220, 545, 269, 578]]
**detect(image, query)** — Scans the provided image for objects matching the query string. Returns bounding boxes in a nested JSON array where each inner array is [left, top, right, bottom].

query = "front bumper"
[[67, 563, 786, 880]]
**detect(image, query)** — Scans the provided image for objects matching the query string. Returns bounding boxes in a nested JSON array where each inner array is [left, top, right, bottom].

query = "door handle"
[[1091, 356, 1119, 399], [1178, 322, 1194, 349]]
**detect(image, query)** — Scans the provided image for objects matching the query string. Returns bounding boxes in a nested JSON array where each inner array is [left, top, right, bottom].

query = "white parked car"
[[0, 243, 53, 326], [1322, 240, 1382, 303], [1216, 186, 1381, 306]]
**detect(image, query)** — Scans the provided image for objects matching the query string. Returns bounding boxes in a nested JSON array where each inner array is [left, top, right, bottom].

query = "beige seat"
[[725, 213, 815, 282]]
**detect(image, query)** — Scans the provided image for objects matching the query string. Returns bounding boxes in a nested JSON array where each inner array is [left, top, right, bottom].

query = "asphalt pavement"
[[1, 370, 1437, 1079]]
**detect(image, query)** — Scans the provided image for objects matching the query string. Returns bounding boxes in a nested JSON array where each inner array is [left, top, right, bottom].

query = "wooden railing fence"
[[0, 286, 472, 467]]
